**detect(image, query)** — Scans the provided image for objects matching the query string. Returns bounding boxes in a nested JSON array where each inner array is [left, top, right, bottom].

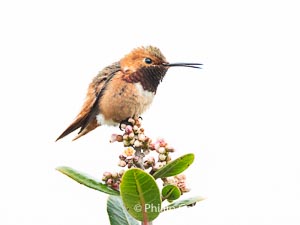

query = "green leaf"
[[120, 168, 161, 222], [107, 196, 139, 225], [153, 153, 195, 179], [161, 184, 181, 201], [56, 166, 119, 196], [161, 196, 205, 212]]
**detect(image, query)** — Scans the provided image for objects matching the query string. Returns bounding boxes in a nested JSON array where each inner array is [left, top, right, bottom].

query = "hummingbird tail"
[[55, 117, 84, 141], [56, 116, 98, 141], [72, 119, 98, 141]]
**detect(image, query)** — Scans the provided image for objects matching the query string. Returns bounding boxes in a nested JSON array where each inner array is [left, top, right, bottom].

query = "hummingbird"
[[56, 46, 202, 141]]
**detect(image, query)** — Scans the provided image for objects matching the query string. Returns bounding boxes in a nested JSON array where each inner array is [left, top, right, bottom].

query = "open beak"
[[162, 62, 202, 69]]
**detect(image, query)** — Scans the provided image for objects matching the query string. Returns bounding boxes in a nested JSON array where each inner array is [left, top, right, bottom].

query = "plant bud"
[[125, 125, 133, 134], [123, 134, 129, 140], [134, 140, 141, 147], [112, 182, 119, 190], [145, 157, 155, 166], [118, 160, 127, 167], [138, 133, 146, 142], [123, 140, 130, 146], [118, 170, 125, 177], [159, 154, 167, 161], [106, 178, 113, 185], [128, 118, 135, 125], [175, 174, 186, 181], [102, 172, 112, 179], [119, 154, 127, 160], [158, 147, 166, 154], [111, 172, 118, 179], [149, 143, 156, 150], [154, 142, 160, 150], [166, 145, 175, 152], [133, 125, 139, 131], [129, 132, 135, 139], [116, 135, 123, 142], [153, 162, 163, 171]]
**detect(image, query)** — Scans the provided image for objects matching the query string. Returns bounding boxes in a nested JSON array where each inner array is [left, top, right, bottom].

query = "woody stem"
[[134, 147, 145, 170]]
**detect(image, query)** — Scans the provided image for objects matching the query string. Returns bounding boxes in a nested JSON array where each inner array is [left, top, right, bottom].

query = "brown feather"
[[72, 118, 98, 141], [56, 62, 120, 141]]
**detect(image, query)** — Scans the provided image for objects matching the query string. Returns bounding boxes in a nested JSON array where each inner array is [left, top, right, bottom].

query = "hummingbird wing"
[[56, 62, 121, 141]]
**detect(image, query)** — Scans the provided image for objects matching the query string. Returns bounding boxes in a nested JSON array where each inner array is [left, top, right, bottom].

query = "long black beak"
[[162, 62, 202, 69]]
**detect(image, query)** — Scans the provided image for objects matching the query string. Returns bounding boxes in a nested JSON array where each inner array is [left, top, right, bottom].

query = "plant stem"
[[134, 147, 145, 170]]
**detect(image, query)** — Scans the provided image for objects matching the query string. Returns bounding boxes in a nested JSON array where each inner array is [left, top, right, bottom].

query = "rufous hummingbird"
[[56, 46, 202, 141]]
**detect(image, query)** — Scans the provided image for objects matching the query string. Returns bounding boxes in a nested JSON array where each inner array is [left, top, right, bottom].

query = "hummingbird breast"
[[96, 75, 155, 125], [96, 66, 167, 126]]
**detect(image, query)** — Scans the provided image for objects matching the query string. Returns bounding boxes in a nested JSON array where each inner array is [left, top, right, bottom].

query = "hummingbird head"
[[120, 46, 202, 92], [120, 46, 167, 73], [120, 45, 202, 73]]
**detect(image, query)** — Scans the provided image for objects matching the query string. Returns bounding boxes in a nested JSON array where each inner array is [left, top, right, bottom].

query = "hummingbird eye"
[[144, 57, 153, 64]]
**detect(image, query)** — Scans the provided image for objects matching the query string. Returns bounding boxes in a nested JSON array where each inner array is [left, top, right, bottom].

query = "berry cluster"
[[148, 138, 175, 171], [164, 174, 190, 194], [110, 118, 151, 150], [103, 117, 189, 193], [101, 170, 124, 190]]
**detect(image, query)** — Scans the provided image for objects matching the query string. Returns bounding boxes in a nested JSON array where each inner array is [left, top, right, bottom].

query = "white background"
[[1, 0, 300, 224]]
